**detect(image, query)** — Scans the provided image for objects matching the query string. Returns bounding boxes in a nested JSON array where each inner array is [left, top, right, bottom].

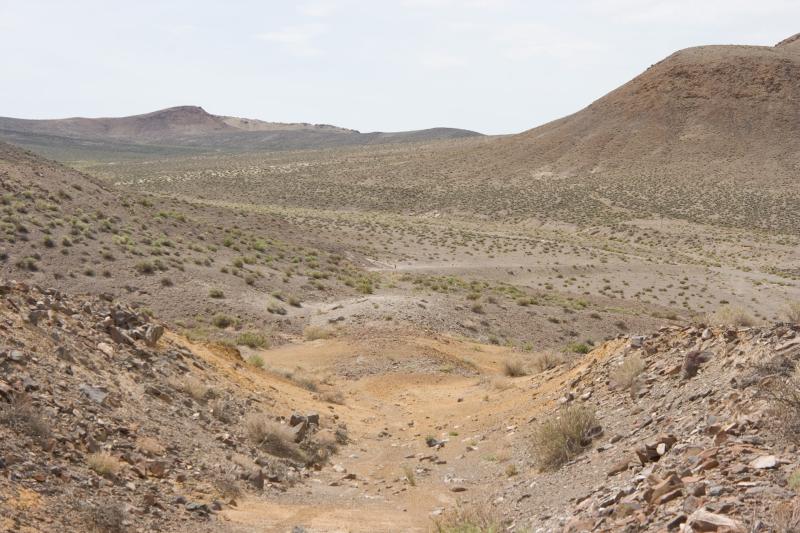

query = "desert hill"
[[0, 106, 482, 161], [106, 34, 800, 234], [492, 35, 800, 183]]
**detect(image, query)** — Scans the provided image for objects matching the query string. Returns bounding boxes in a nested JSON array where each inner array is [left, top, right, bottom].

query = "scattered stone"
[[749, 455, 778, 470], [686, 509, 745, 532]]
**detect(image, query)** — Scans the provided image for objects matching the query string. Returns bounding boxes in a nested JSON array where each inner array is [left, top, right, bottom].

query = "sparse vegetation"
[[611, 354, 645, 391], [0, 395, 51, 441], [304, 325, 333, 341], [244, 415, 305, 462], [87, 451, 122, 477], [236, 331, 269, 349], [502, 359, 527, 377], [530, 351, 565, 372], [321, 390, 345, 405], [432, 503, 504, 533], [532, 405, 598, 470], [169, 375, 212, 402], [709, 304, 755, 327], [247, 354, 265, 368], [212, 313, 234, 328]]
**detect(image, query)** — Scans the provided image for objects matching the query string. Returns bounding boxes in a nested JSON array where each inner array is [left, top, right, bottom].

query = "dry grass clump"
[[212, 313, 234, 328], [0, 395, 51, 441], [211, 397, 237, 423], [136, 436, 165, 456], [502, 359, 527, 377], [236, 331, 269, 349], [530, 351, 565, 373], [304, 429, 339, 465], [247, 354, 265, 368], [320, 390, 346, 405], [169, 375, 213, 402], [244, 414, 305, 462], [432, 502, 504, 533], [304, 325, 333, 341], [485, 376, 514, 391], [708, 304, 755, 327], [786, 302, 800, 324], [531, 405, 598, 470], [610, 354, 645, 391], [87, 451, 122, 476]]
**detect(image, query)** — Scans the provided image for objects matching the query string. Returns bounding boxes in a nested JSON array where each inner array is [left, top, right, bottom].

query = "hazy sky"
[[1, 1, 798, 134]]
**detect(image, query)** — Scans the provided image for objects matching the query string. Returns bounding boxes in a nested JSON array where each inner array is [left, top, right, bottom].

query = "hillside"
[[498, 35, 800, 183], [0, 106, 482, 161], [103, 35, 800, 235], [0, 141, 384, 342]]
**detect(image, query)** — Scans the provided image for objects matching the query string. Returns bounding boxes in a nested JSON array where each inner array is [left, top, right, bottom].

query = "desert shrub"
[[294, 376, 319, 392], [611, 354, 645, 390], [212, 313, 234, 328], [708, 304, 755, 327], [303, 430, 339, 465], [567, 342, 590, 354], [321, 390, 345, 405], [169, 375, 212, 402], [0, 395, 51, 441], [15, 256, 38, 271], [87, 451, 122, 476], [244, 415, 305, 462], [247, 354, 265, 368], [211, 398, 237, 423], [209, 288, 224, 298], [530, 351, 565, 372], [267, 304, 287, 315], [134, 260, 155, 274], [135, 436, 165, 456], [502, 359, 527, 377], [432, 503, 504, 533], [304, 325, 333, 341], [236, 331, 269, 349], [532, 405, 598, 470]]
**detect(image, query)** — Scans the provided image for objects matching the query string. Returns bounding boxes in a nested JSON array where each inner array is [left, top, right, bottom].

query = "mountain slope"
[[491, 35, 800, 184], [0, 106, 482, 161]]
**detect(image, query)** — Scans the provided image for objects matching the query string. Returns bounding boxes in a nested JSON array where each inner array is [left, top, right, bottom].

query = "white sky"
[[1, 0, 798, 134]]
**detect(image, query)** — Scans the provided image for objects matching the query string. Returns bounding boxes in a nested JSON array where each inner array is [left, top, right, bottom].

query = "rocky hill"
[[0, 106, 482, 161], [487, 33, 800, 186], [0, 280, 347, 532]]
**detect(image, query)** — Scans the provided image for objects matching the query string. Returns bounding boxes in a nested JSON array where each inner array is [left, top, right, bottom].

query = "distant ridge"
[[0, 106, 482, 160]]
